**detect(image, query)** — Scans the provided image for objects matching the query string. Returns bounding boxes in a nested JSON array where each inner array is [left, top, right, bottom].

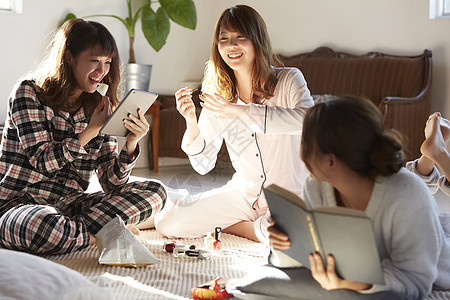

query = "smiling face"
[[66, 46, 112, 96], [218, 26, 255, 73]]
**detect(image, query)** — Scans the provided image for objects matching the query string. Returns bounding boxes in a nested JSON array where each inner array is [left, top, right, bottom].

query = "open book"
[[264, 184, 384, 285]]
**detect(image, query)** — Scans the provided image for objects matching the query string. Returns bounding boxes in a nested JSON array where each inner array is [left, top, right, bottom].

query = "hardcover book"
[[264, 184, 384, 285]]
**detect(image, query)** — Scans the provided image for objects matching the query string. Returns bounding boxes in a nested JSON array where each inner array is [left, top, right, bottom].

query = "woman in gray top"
[[269, 97, 450, 299]]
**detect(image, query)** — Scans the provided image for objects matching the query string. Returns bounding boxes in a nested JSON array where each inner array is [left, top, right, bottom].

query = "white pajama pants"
[[154, 180, 269, 239]]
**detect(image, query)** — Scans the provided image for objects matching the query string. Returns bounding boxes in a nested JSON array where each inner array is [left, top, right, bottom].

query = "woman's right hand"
[[268, 220, 291, 250], [175, 87, 197, 124], [79, 96, 111, 146], [89, 95, 112, 130]]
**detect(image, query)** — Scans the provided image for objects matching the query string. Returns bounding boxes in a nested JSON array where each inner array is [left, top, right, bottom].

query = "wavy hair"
[[33, 18, 121, 115], [202, 5, 282, 103]]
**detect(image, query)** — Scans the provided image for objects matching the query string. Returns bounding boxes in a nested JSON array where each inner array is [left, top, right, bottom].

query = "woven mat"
[[48, 229, 268, 300], [47, 228, 450, 300]]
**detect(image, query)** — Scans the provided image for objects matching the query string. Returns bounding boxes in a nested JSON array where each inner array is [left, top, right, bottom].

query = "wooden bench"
[[279, 47, 432, 160]]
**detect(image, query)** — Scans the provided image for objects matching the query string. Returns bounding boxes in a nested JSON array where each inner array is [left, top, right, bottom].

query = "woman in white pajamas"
[[154, 5, 313, 241]]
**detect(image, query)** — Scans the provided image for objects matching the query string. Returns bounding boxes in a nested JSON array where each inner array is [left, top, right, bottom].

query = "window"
[[445, 0, 450, 15], [0, 0, 22, 14]]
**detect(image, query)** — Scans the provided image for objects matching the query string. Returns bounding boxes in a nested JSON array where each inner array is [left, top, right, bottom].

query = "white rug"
[[48, 229, 268, 300]]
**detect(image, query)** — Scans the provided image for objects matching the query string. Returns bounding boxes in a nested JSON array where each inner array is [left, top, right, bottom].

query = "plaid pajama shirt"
[[0, 80, 166, 254]]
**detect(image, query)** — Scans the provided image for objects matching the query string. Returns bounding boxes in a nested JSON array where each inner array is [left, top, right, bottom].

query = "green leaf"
[[59, 13, 76, 27], [141, 6, 170, 52], [159, 0, 196, 30]]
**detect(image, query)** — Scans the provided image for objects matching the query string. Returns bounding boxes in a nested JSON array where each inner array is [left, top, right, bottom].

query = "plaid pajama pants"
[[0, 180, 166, 255]]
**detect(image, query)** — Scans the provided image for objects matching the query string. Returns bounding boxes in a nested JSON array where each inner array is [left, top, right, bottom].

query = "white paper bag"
[[96, 216, 159, 267]]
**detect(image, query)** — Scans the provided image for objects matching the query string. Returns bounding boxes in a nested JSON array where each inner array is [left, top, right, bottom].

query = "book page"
[[313, 205, 366, 217], [264, 184, 308, 210]]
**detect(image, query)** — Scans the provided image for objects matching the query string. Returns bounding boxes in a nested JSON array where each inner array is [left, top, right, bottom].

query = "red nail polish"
[[213, 227, 222, 251]]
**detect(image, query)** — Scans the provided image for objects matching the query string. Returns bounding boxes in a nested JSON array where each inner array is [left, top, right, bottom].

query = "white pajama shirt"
[[155, 68, 313, 238], [406, 159, 450, 196]]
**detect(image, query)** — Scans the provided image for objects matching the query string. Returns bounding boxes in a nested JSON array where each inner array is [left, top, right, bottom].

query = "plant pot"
[[122, 63, 152, 93]]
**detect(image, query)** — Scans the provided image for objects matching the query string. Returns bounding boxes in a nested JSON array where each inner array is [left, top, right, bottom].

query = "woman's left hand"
[[309, 253, 372, 291], [200, 92, 249, 119], [124, 108, 150, 156], [268, 220, 291, 250]]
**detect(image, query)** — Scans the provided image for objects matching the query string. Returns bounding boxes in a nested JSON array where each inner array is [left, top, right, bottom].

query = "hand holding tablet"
[[99, 89, 159, 137]]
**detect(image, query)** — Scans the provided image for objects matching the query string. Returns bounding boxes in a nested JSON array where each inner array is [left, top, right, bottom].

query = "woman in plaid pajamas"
[[0, 19, 166, 254]]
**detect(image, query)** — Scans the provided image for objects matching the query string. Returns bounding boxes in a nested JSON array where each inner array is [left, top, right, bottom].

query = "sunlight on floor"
[[86, 161, 234, 194], [101, 272, 191, 300]]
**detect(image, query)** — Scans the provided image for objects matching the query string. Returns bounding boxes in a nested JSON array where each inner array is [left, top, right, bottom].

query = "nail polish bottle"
[[213, 227, 222, 251], [173, 244, 188, 257], [163, 240, 177, 253], [204, 232, 214, 250], [189, 242, 200, 250]]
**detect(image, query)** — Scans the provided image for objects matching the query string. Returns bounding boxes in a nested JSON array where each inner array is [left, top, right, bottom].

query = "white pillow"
[[0, 249, 112, 300]]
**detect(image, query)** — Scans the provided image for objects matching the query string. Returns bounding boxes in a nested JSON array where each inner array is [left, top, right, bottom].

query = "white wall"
[[1, 0, 450, 124]]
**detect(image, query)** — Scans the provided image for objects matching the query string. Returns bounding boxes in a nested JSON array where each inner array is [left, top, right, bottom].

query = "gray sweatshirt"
[[302, 168, 450, 298]]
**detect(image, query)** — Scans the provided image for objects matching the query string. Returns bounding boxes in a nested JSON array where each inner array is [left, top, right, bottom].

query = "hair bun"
[[368, 131, 406, 178]]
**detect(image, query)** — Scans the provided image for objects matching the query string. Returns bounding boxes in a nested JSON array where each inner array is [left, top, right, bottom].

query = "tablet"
[[100, 89, 159, 137]]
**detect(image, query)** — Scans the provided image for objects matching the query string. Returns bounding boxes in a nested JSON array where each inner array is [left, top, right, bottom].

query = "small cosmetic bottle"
[[213, 227, 222, 251], [189, 242, 200, 250], [163, 241, 177, 253], [173, 244, 188, 257], [204, 232, 214, 250]]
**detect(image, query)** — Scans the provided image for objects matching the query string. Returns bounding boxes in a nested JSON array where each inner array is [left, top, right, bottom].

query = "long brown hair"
[[301, 97, 406, 180], [33, 18, 121, 116], [202, 5, 282, 103]]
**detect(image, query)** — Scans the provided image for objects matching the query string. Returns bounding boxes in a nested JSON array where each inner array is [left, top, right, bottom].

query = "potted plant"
[[62, 0, 197, 91]]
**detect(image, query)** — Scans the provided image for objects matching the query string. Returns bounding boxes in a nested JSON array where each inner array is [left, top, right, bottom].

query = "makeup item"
[[173, 244, 188, 257], [96, 83, 109, 96], [213, 227, 222, 251], [163, 241, 177, 253], [191, 278, 231, 299], [185, 249, 211, 260], [185, 88, 198, 95], [204, 232, 214, 250], [182, 88, 198, 102], [189, 242, 200, 250]]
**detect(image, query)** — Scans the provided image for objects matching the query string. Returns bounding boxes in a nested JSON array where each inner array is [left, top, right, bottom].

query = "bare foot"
[[421, 113, 449, 164], [89, 234, 96, 245], [439, 115, 450, 143], [126, 224, 141, 236]]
